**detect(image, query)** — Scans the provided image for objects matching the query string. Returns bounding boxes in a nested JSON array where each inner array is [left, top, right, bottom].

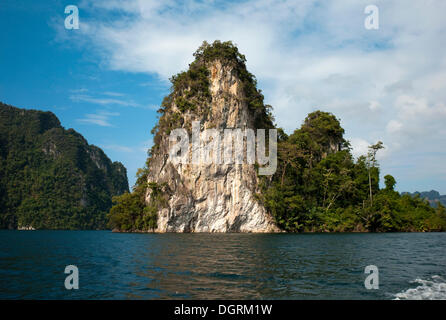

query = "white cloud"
[[388, 95, 446, 141], [76, 110, 119, 127], [70, 94, 144, 108], [350, 138, 370, 159], [102, 144, 134, 153], [386, 120, 402, 134], [103, 91, 125, 97]]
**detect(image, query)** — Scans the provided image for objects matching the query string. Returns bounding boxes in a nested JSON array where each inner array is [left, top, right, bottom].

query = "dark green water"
[[0, 231, 445, 299]]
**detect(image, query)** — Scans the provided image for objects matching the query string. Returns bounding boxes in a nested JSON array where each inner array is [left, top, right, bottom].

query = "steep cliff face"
[[0, 103, 129, 229], [146, 41, 279, 232]]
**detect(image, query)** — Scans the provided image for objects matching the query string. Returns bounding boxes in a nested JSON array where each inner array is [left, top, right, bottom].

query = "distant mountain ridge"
[[0, 102, 129, 229], [403, 190, 446, 207]]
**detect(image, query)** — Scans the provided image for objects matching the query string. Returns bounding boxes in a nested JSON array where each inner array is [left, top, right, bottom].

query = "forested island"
[[0, 103, 129, 230], [108, 41, 446, 233], [1, 42, 444, 232], [257, 112, 446, 232]]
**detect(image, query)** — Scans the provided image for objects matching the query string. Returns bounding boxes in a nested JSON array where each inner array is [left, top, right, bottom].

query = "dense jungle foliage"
[[0, 103, 129, 229], [258, 111, 446, 232]]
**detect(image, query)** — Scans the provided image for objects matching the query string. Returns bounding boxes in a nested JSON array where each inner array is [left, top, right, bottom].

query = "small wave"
[[394, 275, 446, 300]]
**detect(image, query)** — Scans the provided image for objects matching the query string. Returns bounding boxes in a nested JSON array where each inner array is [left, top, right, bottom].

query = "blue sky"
[[1, 0, 445, 193], [0, 0, 168, 187]]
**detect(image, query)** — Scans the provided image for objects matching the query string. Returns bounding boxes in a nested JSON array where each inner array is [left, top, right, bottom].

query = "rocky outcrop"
[[146, 42, 279, 233]]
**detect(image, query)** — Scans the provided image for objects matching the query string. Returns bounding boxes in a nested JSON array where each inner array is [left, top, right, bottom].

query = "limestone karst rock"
[[146, 41, 280, 232]]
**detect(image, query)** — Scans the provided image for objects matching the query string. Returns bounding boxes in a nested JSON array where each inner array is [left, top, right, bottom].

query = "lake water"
[[0, 231, 445, 299]]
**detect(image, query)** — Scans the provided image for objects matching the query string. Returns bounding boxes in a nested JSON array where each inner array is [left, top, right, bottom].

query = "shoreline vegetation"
[[107, 41, 446, 233], [7, 228, 446, 233], [1, 41, 445, 233]]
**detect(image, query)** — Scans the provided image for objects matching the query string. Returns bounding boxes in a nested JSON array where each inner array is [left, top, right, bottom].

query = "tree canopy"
[[258, 111, 446, 232], [0, 103, 129, 229]]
